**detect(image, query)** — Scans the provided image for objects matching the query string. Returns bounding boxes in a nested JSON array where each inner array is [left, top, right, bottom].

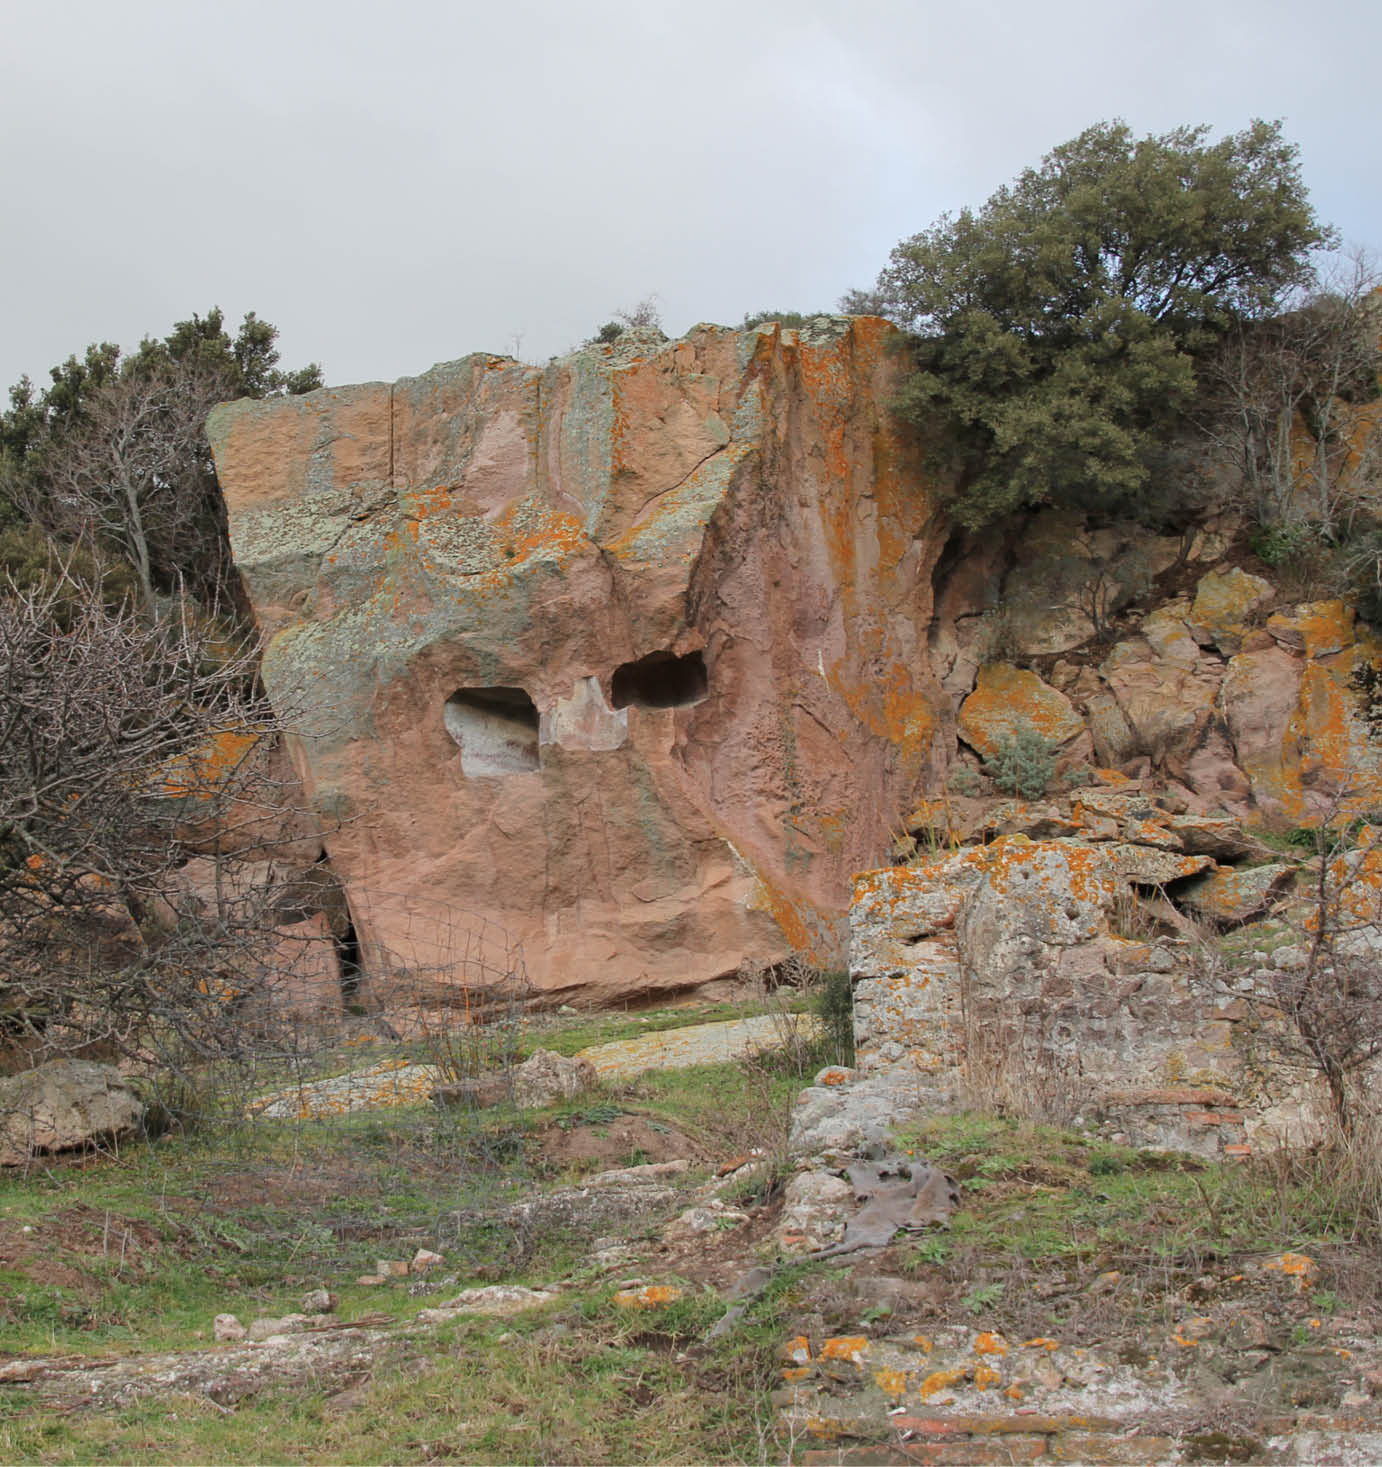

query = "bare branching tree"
[[0, 569, 320, 1083], [1268, 826, 1382, 1137], [30, 362, 233, 618], [1200, 251, 1382, 538]]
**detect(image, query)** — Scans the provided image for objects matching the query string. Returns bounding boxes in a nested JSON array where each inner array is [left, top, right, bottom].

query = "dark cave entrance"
[[610, 650, 708, 710]]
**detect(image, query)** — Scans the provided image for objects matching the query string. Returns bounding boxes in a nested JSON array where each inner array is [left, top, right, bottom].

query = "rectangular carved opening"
[[444, 687, 540, 775], [610, 650, 707, 710]]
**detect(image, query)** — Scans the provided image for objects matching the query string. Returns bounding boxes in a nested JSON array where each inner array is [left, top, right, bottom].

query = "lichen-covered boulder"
[[1220, 622, 1382, 823], [1179, 863, 1296, 923], [511, 1048, 596, 1108], [956, 664, 1085, 760], [1187, 566, 1275, 655], [1100, 605, 1223, 765], [1266, 599, 1356, 659]]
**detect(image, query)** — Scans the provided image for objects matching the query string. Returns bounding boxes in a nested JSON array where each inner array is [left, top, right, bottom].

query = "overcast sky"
[[3, 0, 1378, 394]]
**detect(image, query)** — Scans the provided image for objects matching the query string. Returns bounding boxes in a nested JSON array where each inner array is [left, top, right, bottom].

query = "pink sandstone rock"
[[208, 320, 950, 1003]]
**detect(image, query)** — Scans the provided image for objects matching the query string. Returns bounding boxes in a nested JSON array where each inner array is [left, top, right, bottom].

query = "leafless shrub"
[[1189, 793, 1382, 1145], [956, 1008, 1095, 1130], [16, 361, 236, 619], [0, 569, 331, 1112], [1262, 831, 1382, 1137], [1198, 249, 1382, 539], [955, 931, 1096, 1129]]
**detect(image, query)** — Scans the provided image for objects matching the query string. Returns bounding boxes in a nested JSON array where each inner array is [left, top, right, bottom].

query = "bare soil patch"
[[534, 1112, 706, 1173]]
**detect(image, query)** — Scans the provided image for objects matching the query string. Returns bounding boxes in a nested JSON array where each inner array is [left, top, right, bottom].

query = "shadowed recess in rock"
[[443, 687, 540, 776], [610, 650, 708, 711]]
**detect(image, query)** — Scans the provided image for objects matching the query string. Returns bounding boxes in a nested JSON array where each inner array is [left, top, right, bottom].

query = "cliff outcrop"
[[209, 319, 949, 1002], [211, 316, 1382, 1015]]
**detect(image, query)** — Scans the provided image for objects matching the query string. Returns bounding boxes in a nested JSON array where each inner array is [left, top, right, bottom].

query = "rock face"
[[209, 319, 947, 1003]]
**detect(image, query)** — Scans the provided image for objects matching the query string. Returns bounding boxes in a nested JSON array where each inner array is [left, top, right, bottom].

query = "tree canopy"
[[846, 119, 1334, 528], [0, 310, 322, 610]]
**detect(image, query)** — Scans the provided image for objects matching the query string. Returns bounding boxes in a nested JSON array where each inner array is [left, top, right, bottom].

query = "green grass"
[[8, 998, 1375, 1464], [892, 1112, 1379, 1342], [0, 996, 844, 1461], [0, 1297, 788, 1463], [0, 1061, 804, 1463]]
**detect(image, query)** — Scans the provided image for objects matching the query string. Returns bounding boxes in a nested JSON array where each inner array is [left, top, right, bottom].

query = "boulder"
[[774, 1169, 854, 1252], [511, 1048, 596, 1108], [1179, 863, 1297, 924], [956, 664, 1085, 760], [208, 319, 951, 1004], [1266, 599, 1356, 659], [247, 1314, 309, 1342], [417, 1285, 556, 1322], [991, 515, 1177, 656], [1187, 566, 1275, 655], [1219, 647, 1304, 818], [0, 1060, 144, 1167], [1100, 616, 1223, 765]]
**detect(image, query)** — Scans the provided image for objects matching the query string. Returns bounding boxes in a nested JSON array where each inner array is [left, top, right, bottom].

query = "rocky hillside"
[[207, 317, 1382, 1016]]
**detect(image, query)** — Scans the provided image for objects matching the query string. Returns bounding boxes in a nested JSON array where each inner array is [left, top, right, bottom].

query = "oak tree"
[[848, 120, 1333, 529]]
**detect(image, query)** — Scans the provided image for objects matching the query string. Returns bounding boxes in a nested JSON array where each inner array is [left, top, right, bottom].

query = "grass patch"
[[894, 1112, 1381, 1344]]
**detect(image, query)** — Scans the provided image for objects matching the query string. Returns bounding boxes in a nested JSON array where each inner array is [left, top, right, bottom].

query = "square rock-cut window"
[[444, 687, 540, 775]]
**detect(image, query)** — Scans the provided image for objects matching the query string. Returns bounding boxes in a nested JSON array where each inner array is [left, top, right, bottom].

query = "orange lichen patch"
[[1268, 599, 1357, 660], [196, 976, 242, 1004], [905, 798, 961, 840], [1263, 1252, 1318, 1290], [830, 657, 938, 765], [973, 1332, 1009, 1355], [1237, 625, 1382, 825], [1171, 1327, 1200, 1348], [957, 663, 1085, 759], [404, 481, 460, 520], [912, 1335, 934, 1352], [804, 1416, 842, 1442], [872, 1367, 911, 1398], [1021, 1338, 1061, 1351], [816, 1067, 852, 1087], [780, 1366, 811, 1383], [1005, 1384, 1025, 1401], [746, 876, 832, 962], [981, 836, 1118, 908], [781, 1335, 813, 1365], [819, 1336, 870, 1364], [1321, 843, 1382, 929], [612, 1284, 684, 1309], [158, 728, 261, 800], [973, 1363, 1002, 1391], [1123, 816, 1177, 847], [918, 1367, 968, 1400]]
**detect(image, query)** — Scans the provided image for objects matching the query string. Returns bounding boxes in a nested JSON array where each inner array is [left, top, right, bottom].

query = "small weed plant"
[[982, 723, 1058, 799]]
